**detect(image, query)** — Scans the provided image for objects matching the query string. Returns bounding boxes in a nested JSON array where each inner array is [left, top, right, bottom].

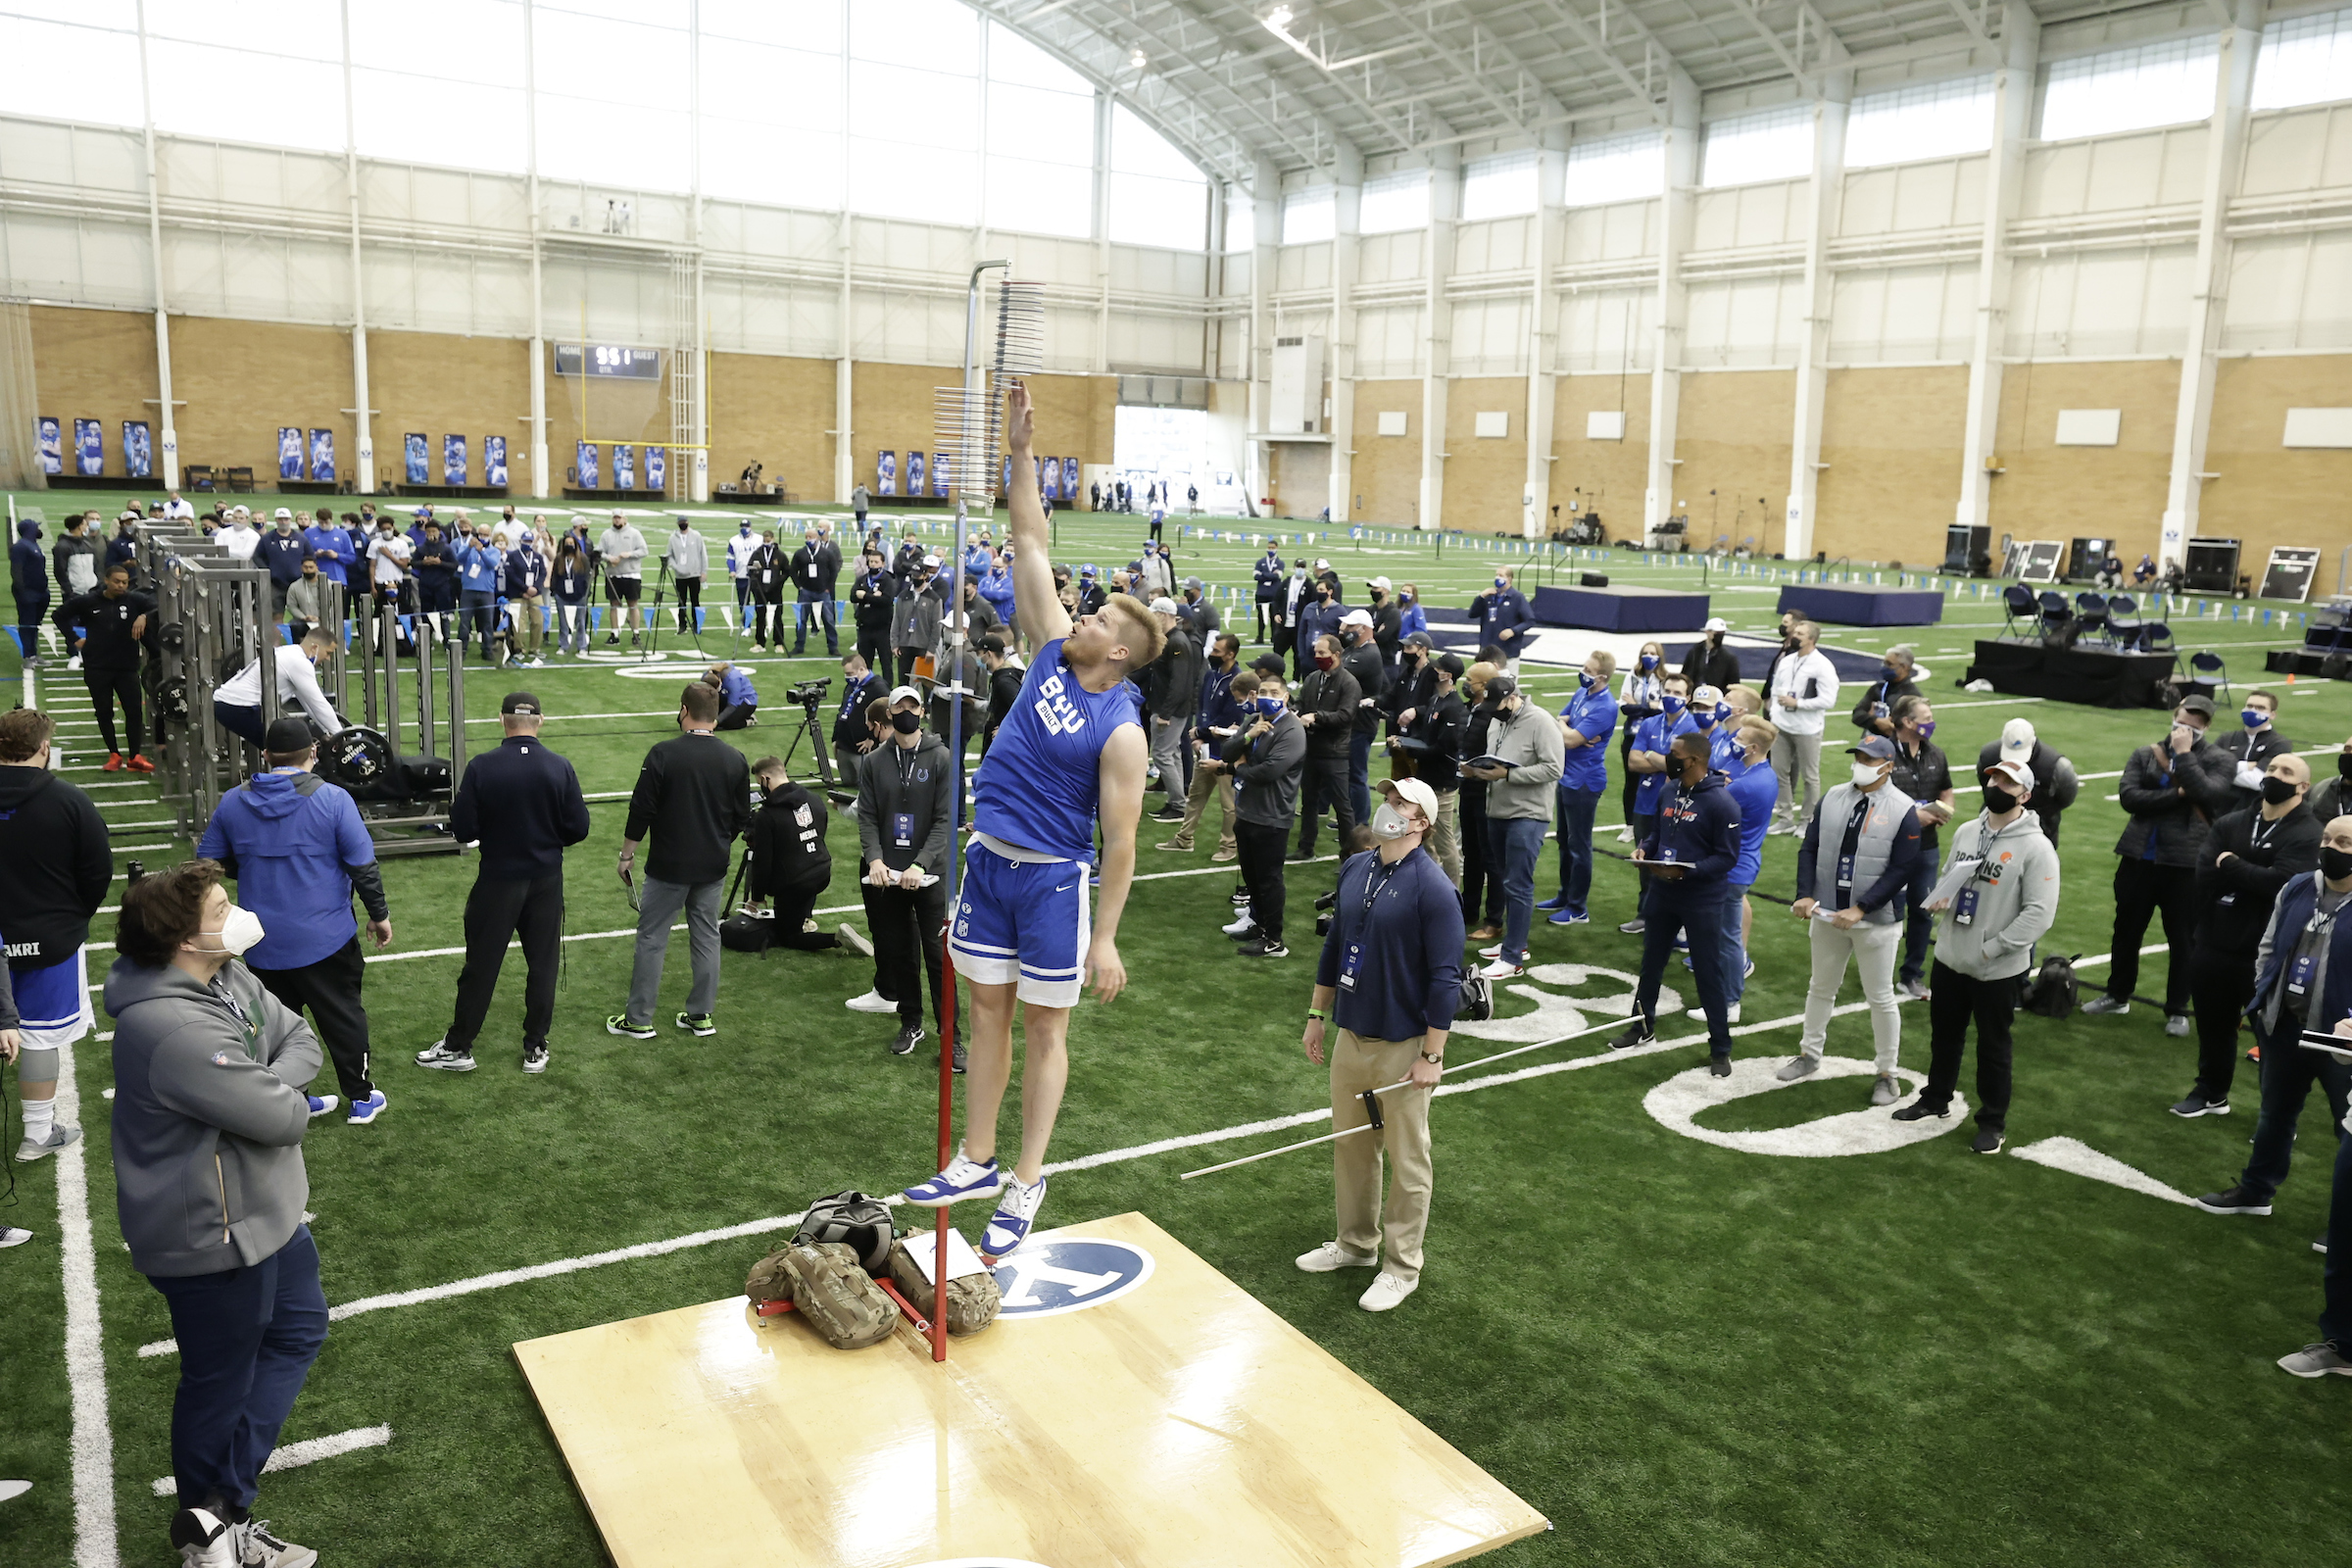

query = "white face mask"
[[1850, 761, 1887, 789], [1371, 803, 1414, 841], [199, 904, 266, 957]]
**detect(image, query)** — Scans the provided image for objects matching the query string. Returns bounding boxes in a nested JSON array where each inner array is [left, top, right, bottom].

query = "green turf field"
[[3, 496, 2348, 1568]]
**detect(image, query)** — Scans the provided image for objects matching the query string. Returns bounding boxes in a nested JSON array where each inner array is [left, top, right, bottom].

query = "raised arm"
[[1003, 384, 1071, 649]]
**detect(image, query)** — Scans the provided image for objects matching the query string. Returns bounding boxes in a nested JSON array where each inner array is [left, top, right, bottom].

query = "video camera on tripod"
[[773, 675, 856, 806]]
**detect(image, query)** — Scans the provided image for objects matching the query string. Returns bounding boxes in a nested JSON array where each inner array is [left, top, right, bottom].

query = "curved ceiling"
[[970, 1, 2163, 185]]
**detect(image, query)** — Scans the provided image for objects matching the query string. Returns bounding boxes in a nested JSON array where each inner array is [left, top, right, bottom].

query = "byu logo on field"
[[990, 1236, 1153, 1318]]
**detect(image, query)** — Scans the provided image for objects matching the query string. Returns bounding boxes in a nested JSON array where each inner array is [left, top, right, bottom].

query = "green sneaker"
[[675, 1012, 717, 1038], [605, 1014, 657, 1041]]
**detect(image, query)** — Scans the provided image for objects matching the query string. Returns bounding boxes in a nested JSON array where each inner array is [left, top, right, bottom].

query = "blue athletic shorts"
[[11, 947, 92, 1048], [947, 840, 1091, 1007]]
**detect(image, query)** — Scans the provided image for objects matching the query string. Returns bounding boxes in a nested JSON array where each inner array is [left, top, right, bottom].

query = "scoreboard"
[[554, 344, 662, 379]]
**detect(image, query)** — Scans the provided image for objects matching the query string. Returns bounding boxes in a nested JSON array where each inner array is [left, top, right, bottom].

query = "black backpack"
[[792, 1190, 895, 1275], [2020, 954, 2082, 1019]]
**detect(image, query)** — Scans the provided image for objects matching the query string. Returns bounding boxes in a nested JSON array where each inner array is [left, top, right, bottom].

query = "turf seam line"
[[148, 1425, 392, 1497]]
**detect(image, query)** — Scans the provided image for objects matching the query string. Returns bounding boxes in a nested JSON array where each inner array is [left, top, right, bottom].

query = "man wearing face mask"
[[1886, 696, 1956, 1000], [1217, 671, 1307, 956], [1365, 577, 1402, 666], [0, 709, 111, 1165], [1293, 633, 1363, 860], [1541, 651, 1619, 927], [2194, 813, 2352, 1221], [1295, 574, 1345, 682], [1457, 663, 1508, 938], [856, 690, 957, 1061], [198, 716, 391, 1124], [1273, 559, 1310, 671], [1461, 673, 1563, 981], [2175, 754, 2322, 1118], [2081, 695, 2243, 1032], [1780, 736, 1925, 1103], [1383, 632, 1440, 735], [108, 858, 327, 1568], [1682, 617, 1740, 698], [1616, 643, 1667, 840], [1766, 619, 1838, 834], [1297, 776, 1464, 1312], [1690, 683, 1740, 771], [1698, 715, 1782, 1026], [1159, 633, 1243, 860], [1470, 567, 1535, 674], [1252, 547, 1285, 644], [726, 518, 760, 633], [1973, 717, 2080, 848], [1619, 672, 1697, 935], [1392, 653, 1468, 886], [1613, 731, 1743, 1073], [2306, 732, 2352, 822], [891, 555, 947, 692], [1895, 758, 2060, 1154], [1760, 611, 1801, 692], [2219, 690, 2292, 808], [1338, 610, 1388, 827], [1850, 647, 1919, 739]]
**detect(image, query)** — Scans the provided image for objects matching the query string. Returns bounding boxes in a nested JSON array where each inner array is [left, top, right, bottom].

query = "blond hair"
[[1586, 649, 1618, 679], [1737, 715, 1778, 754], [1725, 685, 1762, 716], [1100, 594, 1166, 671]]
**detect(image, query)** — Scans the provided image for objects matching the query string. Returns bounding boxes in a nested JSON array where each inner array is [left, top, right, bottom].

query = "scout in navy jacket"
[[1642, 765, 1742, 883]]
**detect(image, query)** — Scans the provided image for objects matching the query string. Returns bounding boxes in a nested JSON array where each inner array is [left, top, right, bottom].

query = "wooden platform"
[[514, 1212, 1546, 1568]]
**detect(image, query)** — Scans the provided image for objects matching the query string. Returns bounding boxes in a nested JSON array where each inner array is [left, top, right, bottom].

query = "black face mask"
[[1981, 782, 2018, 814], [2337, 753, 2352, 783], [2261, 775, 2301, 807], [1783, 637, 1799, 653], [2323, 847, 2352, 882], [890, 710, 922, 735]]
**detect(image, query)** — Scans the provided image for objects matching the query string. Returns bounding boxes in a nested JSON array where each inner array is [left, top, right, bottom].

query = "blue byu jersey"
[[972, 637, 1142, 862]]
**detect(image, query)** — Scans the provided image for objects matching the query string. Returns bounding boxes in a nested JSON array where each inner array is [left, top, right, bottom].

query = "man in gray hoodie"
[[1894, 756, 2060, 1154], [108, 858, 325, 1568]]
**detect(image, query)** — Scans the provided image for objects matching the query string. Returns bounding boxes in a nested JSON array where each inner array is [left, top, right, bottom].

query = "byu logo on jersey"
[[1032, 671, 1086, 737], [990, 1236, 1153, 1318]]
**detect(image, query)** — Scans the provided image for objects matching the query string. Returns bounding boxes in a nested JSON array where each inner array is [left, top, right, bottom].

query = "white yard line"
[[55, 1024, 118, 1568], [148, 1426, 392, 1497], [132, 943, 2154, 1361]]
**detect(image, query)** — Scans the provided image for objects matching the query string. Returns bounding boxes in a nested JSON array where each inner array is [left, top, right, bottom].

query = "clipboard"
[[1925, 857, 1982, 908], [2299, 1029, 2352, 1064]]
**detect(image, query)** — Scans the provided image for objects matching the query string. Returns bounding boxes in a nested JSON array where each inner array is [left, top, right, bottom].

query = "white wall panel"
[[1557, 287, 1654, 373], [1448, 295, 1529, 376], [1110, 245, 1207, 298], [1357, 229, 1426, 286], [703, 202, 838, 266], [1692, 178, 1805, 252], [1453, 215, 1535, 278], [2006, 242, 2195, 357], [1274, 242, 1331, 294], [0, 119, 144, 195], [1838, 155, 1986, 237], [2222, 230, 2352, 351], [1009, 231, 1098, 290], [1562, 197, 1658, 265], [1352, 303, 1424, 378], [1683, 274, 1803, 367], [1106, 312, 1204, 373], [0, 214, 151, 309], [2240, 103, 2352, 197], [1827, 261, 1978, 363], [367, 166, 532, 233], [705, 274, 837, 358], [1042, 306, 1098, 373], [2019, 124, 2207, 219]]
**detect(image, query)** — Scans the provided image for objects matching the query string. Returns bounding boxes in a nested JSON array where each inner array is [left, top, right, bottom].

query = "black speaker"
[[1580, 572, 1610, 587]]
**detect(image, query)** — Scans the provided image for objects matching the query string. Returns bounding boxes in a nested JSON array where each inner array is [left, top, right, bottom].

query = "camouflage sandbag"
[[744, 1244, 796, 1306], [888, 1235, 1003, 1337], [784, 1242, 898, 1349]]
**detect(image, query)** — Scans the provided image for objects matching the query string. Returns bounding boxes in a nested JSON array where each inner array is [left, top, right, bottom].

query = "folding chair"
[[2140, 622, 2177, 664], [2001, 583, 2037, 640], [2105, 594, 2141, 651], [2188, 650, 2230, 702], [2074, 592, 2109, 646], [2037, 591, 2072, 640]]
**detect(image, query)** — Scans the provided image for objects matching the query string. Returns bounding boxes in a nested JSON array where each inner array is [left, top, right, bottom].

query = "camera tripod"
[[774, 676, 849, 798]]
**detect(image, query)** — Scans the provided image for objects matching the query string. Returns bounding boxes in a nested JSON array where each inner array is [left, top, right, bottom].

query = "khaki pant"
[[511, 597, 543, 656], [1428, 788, 1461, 888], [1166, 757, 1237, 854], [1331, 1029, 1436, 1284], [1799, 915, 1903, 1072]]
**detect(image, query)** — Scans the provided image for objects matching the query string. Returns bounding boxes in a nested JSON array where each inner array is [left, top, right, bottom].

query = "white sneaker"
[[1296, 1241, 1378, 1273], [1478, 942, 1503, 959], [170, 1505, 236, 1567], [1476, 957, 1525, 980], [15, 1124, 81, 1162], [838, 924, 874, 957], [1358, 1272, 1419, 1312], [236, 1518, 318, 1568], [1684, 1004, 1741, 1023], [845, 989, 897, 1014], [305, 1095, 339, 1119], [0, 1226, 31, 1248], [1222, 913, 1257, 936]]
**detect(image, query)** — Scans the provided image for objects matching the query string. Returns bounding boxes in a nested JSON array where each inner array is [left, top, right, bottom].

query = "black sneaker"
[[891, 1024, 925, 1056], [1609, 1022, 1654, 1052], [1708, 1054, 1732, 1078], [1152, 807, 1185, 823], [1891, 1101, 1950, 1121], [1287, 850, 1315, 862], [2195, 1185, 2273, 1215], [1239, 937, 1289, 957], [1971, 1127, 2005, 1154], [951, 1043, 967, 1075], [2169, 1092, 2229, 1118]]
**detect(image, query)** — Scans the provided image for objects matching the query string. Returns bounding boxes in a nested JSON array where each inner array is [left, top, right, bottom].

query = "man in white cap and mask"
[[1683, 616, 1740, 696], [1974, 717, 2079, 848]]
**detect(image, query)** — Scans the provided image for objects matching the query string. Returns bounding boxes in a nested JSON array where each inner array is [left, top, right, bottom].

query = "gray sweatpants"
[[1771, 728, 1824, 825], [628, 874, 725, 1022]]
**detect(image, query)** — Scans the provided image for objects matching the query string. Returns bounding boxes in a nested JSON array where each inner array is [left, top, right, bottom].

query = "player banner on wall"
[[877, 450, 898, 495], [906, 451, 926, 496], [1001, 454, 1011, 494], [484, 435, 508, 487], [35, 416, 62, 474], [1061, 458, 1079, 503], [122, 420, 153, 479], [576, 441, 600, 489], [613, 445, 636, 491], [932, 450, 950, 496], [309, 428, 335, 484], [278, 427, 304, 479], [74, 418, 102, 476], [1037, 456, 1057, 499], [405, 432, 429, 484], [443, 435, 467, 486], [645, 447, 665, 493]]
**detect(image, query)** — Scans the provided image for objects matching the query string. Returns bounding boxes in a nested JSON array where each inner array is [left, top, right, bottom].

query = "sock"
[[22, 1096, 55, 1145]]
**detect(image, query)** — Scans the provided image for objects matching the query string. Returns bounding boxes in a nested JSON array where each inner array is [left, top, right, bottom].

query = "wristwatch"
[[1418, 1051, 1444, 1065]]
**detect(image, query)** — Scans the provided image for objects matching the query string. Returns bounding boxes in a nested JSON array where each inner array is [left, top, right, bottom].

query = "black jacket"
[[1401, 689, 1468, 792], [2113, 738, 2240, 867], [624, 732, 753, 885], [1148, 626, 1201, 720], [2193, 802, 2323, 956], [451, 734, 592, 881], [1851, 676, 1920, 736], [1682, 637, 1740, 698], [1342, 640, 1387, 736], [747, 782, 833, 899], [1298, 663, 1361, 760], [793, 539, 842, 595], [832, 670, 884, 749], [0, 766, 113, 970], [747, 542, 786, 604], [1974, 738, 2081, 845], [849, 567, 897, 631], [857, 733, 954, 875], [53, 587, 156, 670], [1383, 658, 1439, 731], [1368, 599, 1403, 664], [2211, 725, 2294, 804], [983, 662, 1024, 751], [1253, 554, 1285, 604]]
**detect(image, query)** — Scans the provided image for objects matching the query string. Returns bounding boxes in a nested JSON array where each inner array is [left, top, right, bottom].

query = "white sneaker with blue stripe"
[[306, 1095, 339, 1119], [982, 1173, 1049, 1259], [902, 1150, 1004, 1208]]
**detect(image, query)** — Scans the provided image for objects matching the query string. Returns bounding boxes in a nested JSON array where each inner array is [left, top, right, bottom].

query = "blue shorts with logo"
[[947, 840, 1091, 1007], [11, 947, 93, 1047]]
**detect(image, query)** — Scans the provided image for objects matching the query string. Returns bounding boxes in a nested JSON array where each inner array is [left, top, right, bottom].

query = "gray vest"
[[1815, 780, 1918, 924]]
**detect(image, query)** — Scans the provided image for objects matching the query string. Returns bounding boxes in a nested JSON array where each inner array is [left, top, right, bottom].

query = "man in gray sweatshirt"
[[107, 858, 326, 1568], [1463, 672, 1564, 979], [1894, 756, 2060, 1154]]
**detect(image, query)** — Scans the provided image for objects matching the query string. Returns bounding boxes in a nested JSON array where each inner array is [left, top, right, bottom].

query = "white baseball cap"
[[887, 684, 922, 705], [1339, 609, 1374, 628], [1149, 596, 1179, 615], [2000, 717, 2036, 763], [1369, 575, 1393, 590], [1380, 775, 1442, 821], [1984, 757, 2035, 794], [1703, 616, 1729, 633], [272, 507, 294, 520]]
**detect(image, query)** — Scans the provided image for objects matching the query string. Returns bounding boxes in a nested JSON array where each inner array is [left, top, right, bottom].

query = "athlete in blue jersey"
[[904, 385, 1162, 1258]]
